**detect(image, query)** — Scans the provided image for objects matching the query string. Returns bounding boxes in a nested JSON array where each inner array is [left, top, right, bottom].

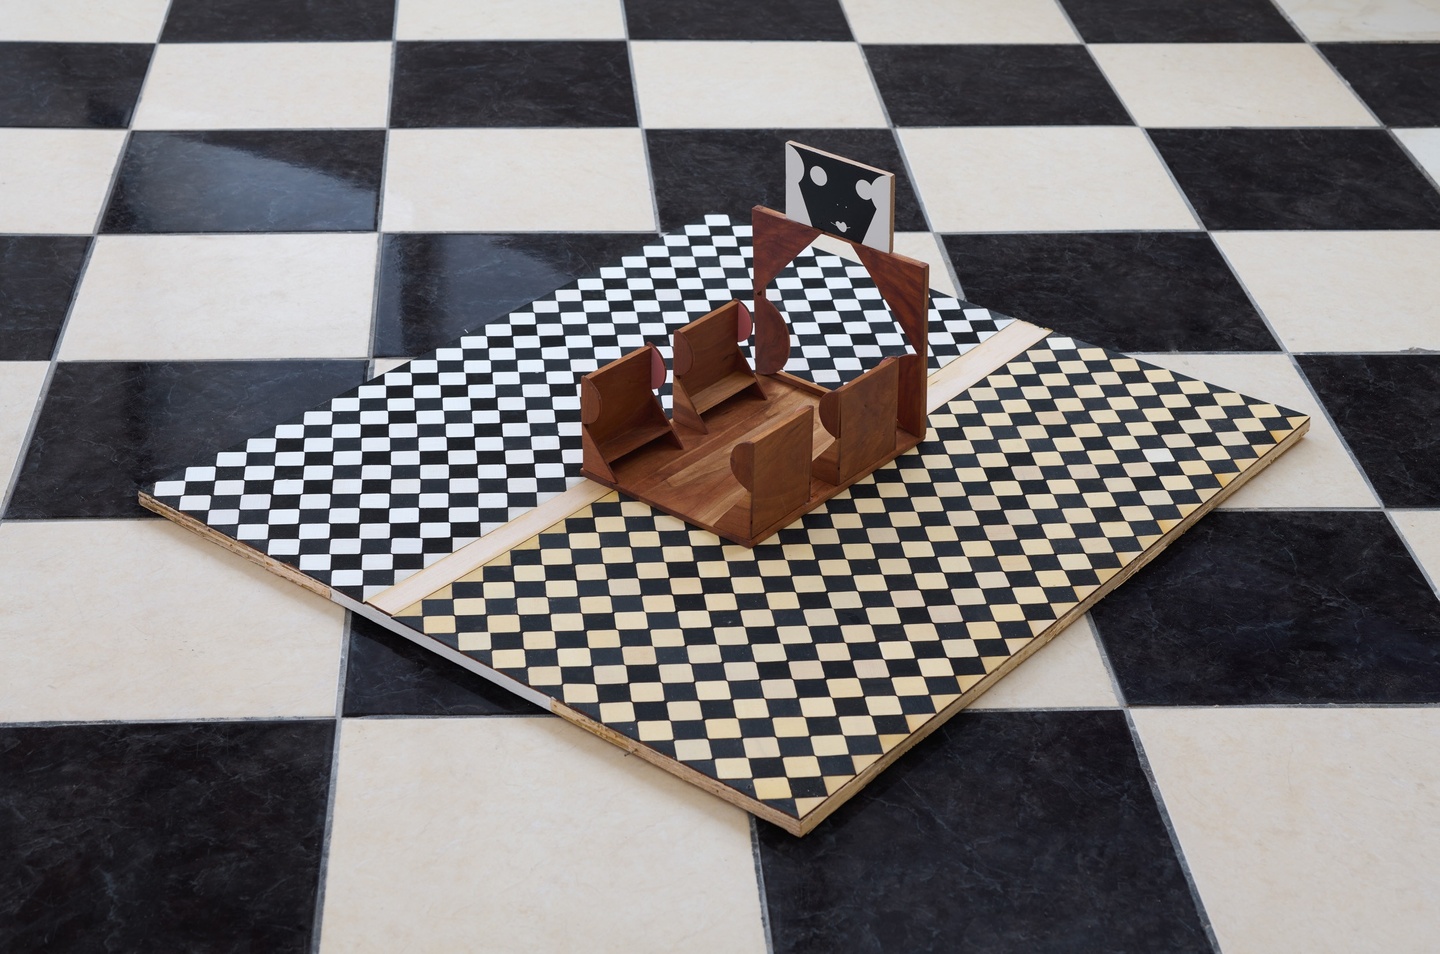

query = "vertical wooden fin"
[[730, 406, 815, 540], [854, 243, 929, 440], [752, 206, 822, 374], [813, 356, 900, 487], [579, 343, 681, 482], [672, 300, 764, 435]]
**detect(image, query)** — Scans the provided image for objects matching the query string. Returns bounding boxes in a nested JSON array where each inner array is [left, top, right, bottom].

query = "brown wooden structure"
[[580, 205, 931, 547]]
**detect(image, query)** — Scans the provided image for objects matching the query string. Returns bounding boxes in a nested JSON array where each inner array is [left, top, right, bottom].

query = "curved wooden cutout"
[[752, 206, 821, 374], [736, 301, 752, 342], [650, 346, 667, 390]]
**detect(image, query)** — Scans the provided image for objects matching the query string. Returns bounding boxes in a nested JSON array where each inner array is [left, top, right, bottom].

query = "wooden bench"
[[672, 300, 764, 434]]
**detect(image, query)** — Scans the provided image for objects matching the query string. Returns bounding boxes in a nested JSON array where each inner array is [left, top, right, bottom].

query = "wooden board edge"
[[551, 700, 807, 835], [344, 598, 554, 711], [790, 416, 1312, 834], [140, 491, 333, 600], [367, 479, 614, 615], [927, 321, 1051, 412]]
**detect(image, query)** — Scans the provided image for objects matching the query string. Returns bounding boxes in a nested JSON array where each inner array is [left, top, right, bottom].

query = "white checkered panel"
[[147, 215, 1010, 599], [394, 336, 1309, 820]]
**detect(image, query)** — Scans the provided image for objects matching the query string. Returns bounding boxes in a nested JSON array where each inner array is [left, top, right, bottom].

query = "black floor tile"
[[1150, 128, 1440, 230], [374, 231, 656, 357], [161, 0, 394, 41], [344, 615, 544, 716], [100, 130, 385, 233], [1298, 354, 1440, 507], [6, 359, 367, 519], [0, 236, 90, 361], [1058, 0, 1301, 42], [758, 710, 1209, 954], [1319, 43, 1440, 127], [390, 41, 637, 128], [942, 232, 1276, 353], [0, 42, 152, 128], [0, 720, 333, 954], [648, 129, 926, 233], [625, 0, 851, 40], [1093, 511, 1440, 705], [865, 45, 1130, 126]]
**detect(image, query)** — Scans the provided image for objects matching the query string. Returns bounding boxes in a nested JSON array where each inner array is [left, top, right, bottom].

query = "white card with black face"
[[784, 142, 895, 253]]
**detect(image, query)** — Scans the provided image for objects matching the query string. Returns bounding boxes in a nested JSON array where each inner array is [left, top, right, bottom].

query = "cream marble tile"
[[1273, 0, 1440, 39], [61, 234, 377, 361], [0, 0, 170, 41], [841, 0, 1079, 43], [1091, 44, 1375, 128], [1132, 352, 1378, 509], [383, 128, 656, 232], [1390, 510, 1440, 595], [0, 362, 48, 494], [967, 615, 1119, 710], [0, 520, 344, 722], [811, 231, 960, 298], [1395, 128, 1440, 186], [371, 357, 411, 377], [899, 127, 1199, 232], [396, 0, 625, 38], [1133, 707, 1440, 954], [1214, 231, 1440, 352], [134, 43, 393, 130], [320, 717, 767, 954], [632, 41, 887, 129], [0, 130, 125, 234]]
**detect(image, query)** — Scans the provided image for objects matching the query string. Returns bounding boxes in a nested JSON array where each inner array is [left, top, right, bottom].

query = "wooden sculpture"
[[580, 147, 930, 547]]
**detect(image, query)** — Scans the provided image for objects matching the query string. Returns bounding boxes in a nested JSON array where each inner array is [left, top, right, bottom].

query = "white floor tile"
[[61, 234, 377, 361], [0, 362, 47, 493], [1132, 352, 1379, 509], [1214, 231, 1440, 353], [134, 43, 393, 131], [383, 128, 656, 232], [1391, 510, 1440, 595], [1395, 128, 1440, 186], [0, 0, 169, 41], [1092, 44, 1376, 128], [1272, 0, 1440, 40], [632, 41, 887, 129], [841, 0, 1079, 43], [396, 0, 625, 39], [1133, 707, 1440, 954], [0, 130, 125, 234], [966, 615, 1119, 710], [899, 126, 1199, 232], [320, 717, 767, 954], [0, 520, 344, 722]]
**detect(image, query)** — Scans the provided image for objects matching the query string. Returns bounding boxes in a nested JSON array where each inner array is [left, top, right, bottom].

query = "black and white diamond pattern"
[[393, 335, 1309, 819], [148, 215, 1010, 600]]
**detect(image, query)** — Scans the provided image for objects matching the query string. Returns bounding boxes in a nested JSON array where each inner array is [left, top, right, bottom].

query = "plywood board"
[[382, 335, 1309, 833]]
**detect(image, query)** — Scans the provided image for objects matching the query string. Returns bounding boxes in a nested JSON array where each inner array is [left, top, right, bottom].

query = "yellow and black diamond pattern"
[[396, 336, 1308, 819]]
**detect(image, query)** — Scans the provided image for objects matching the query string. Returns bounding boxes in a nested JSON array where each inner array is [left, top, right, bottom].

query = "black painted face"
[[795, 151, 881, 241]]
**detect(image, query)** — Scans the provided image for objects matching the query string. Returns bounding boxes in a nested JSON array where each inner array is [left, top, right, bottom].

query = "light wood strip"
[[367, 320, 1049, 614], [927, 319, 1051, 412], [367, 478, 612, 615]]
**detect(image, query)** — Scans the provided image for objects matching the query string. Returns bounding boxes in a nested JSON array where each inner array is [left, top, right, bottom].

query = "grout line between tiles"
[[308, 607, 354, 954], [750, 816, 777, 954], [1121, 708, 1224, 954], [842, 9, 968, 300], [616, 0, 663, 235]]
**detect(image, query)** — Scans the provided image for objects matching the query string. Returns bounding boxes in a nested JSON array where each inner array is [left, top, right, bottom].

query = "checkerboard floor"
[[2, 1, 1438, 951]]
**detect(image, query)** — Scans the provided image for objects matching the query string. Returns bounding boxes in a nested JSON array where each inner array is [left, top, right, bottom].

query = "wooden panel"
[[752, 206, 822, 374], [730, 406, 814, 539], [814, 356, 900, 487]]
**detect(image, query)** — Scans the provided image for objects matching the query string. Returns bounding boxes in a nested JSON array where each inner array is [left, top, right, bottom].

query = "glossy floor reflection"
[[3, 0, 1440, 950]]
